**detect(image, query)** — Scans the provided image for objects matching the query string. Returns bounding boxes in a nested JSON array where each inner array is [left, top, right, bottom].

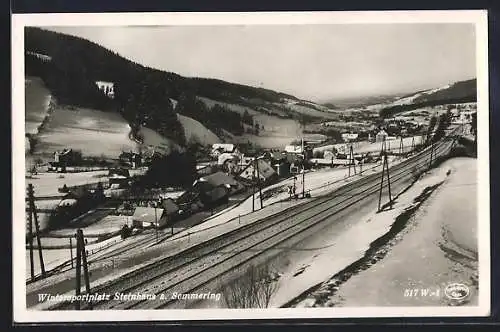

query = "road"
[[44, 125, 462, 310]]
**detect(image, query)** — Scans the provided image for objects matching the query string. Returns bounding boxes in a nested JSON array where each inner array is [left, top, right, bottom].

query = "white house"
[[341, 133, 359, 142], [211, 143, 237, 158], [284, 145, 303, 154]]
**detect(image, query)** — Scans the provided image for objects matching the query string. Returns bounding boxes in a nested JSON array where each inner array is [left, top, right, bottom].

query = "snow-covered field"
[[27, 170, 109, 197], [33, 106, 138, 159], [48, 214, 129, 238], [325, 157, 478, 307], [25, 171, 109, 230], [198, 96, 304, 149], [177, 114, 220, 145]]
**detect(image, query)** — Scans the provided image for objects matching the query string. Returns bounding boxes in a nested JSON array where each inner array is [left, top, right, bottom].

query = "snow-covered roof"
[[211, 143, 235, 152], [284, 145, 303, 154], [197, 171, 239, 188], [161, 198, 180, 214], [132, 207, 164, 223], [376, 129, 388, 136]]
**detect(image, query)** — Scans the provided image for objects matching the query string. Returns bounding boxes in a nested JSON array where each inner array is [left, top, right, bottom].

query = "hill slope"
[[379, 79, 476, 118], [24, 27, 337, 149], [177, 114, 221, 145]]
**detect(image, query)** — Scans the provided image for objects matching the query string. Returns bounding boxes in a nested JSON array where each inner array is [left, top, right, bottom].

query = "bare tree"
[[222, 264, 278, 308]]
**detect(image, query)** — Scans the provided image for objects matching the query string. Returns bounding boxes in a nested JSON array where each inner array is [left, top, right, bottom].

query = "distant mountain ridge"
[[322, 78, 476, 110], [379, 78, 476, 118]]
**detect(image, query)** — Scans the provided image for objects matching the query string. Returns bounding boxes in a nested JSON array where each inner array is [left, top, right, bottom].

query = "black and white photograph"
[[12, 10, 490, 322]]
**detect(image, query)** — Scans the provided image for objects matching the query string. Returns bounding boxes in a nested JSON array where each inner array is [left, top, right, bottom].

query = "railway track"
[[50, 128, 460, 310], [120, 139, 455, 310]]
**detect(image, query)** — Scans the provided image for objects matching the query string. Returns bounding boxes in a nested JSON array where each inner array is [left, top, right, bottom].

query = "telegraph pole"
[[428, 141, 435, 170], [75, 229, 92, 310], [27, 199, 34, 281], [301, 138, 305, 198], [255, 158, 263, 209], [70, 237, 74, 268], [252, 161, 256, 212], [154, 206, 158, 243], [348, 144, 357, 177], [75, 232, 81, 310], [377, 152, 393, 212], [27, 184, 45, 280]]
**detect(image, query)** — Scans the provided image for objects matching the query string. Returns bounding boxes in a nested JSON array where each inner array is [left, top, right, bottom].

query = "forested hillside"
[[24, 27, 302, 146]]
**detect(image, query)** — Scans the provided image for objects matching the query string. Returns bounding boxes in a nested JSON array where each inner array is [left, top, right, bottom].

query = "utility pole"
[[411, 136, 415, 153], [70, 237, 74, 268], [75, 229, 92, 310], [27, 198, 34, 281], [399, 136, 404, 155], [428, 141, 435, 170], [377, 152, 393, 212], [292, 175, 297, 199], [348, 144, 357, 177], [301, 138, 305, 198], [252, 161, 256, 212], [75, 233, 81, 310], [154, 205, 158, 243], [27, 184, 45, 280], [255, 158, 263, 209]]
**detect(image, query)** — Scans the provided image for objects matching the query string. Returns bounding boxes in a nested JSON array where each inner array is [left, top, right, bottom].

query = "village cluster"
[[26, 101, 477, 258]]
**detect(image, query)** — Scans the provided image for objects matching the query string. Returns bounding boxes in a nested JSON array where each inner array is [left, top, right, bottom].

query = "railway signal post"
[[27, 184, 46, 281], [377, 152, 393, 212]]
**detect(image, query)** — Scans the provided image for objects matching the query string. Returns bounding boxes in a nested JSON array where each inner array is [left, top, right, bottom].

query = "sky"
[[45, 24, 476, 102]]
